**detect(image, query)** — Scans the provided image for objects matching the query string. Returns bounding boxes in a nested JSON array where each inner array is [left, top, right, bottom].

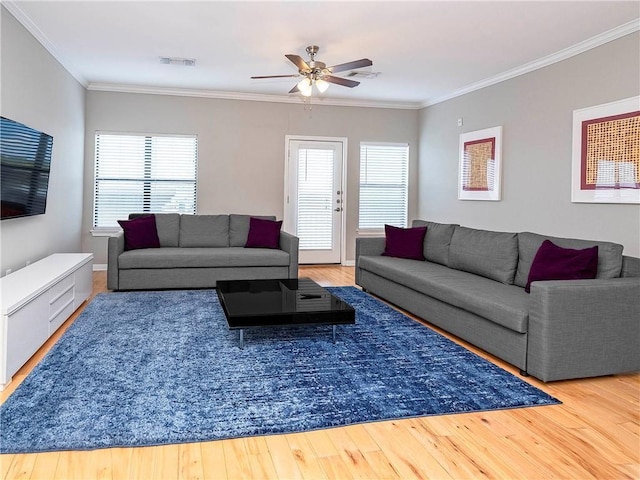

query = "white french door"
[[284, 137, 346, 264]]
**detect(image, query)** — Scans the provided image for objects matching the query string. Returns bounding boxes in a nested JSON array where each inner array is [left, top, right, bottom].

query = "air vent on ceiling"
[[346, 71, 380, 79], [159, 57, 196, 66]]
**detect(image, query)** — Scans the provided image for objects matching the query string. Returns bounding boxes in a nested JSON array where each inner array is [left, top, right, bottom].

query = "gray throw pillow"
[[449, 226, 519, 284], [412, 220, 458, 266], [179, 215, 230, 247], [514, 232, 624, 287]]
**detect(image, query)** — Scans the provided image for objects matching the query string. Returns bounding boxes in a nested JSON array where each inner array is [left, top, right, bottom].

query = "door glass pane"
[[297, 148, 334, 250]]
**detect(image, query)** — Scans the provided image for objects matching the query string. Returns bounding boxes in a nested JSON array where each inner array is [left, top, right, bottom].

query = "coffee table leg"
[[332, 325, 336, 343], [240, 329, 244, 349]]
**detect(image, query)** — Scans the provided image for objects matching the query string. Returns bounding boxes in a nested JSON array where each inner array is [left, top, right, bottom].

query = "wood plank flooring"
[[1, 266, 638, 479]]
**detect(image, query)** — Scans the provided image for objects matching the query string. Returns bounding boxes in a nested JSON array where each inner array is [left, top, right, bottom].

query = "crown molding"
[[86, 83, 421, 110], [2, 0, 88, 87], [419, 18, 640, 108]]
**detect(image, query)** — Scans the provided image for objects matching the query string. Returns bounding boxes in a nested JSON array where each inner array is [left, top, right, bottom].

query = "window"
[[93, 133, 197, 229], [359, 142, 408, 230]]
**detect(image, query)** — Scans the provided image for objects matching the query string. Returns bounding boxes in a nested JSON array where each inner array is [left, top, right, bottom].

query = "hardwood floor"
[[1, 266, 638, 480]]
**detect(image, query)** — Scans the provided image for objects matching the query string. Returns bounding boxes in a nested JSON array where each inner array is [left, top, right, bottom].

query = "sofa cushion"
[[514, 232, 624, 288], [382, 224, 426, 260], [245, 217, 283, 249], [622, 256, 640, 278], [179, 215, 229, 247], [118, 215, 160, 251], [412, 220, 457, 266], [358, 256, 529, 333], [525, 240, 598, 293], [229, 214, 276, 247], [128, 213, 181, 247], [119, 247, 290, 269], [155, 213, 181, 247], [448, 227, 519, 284]]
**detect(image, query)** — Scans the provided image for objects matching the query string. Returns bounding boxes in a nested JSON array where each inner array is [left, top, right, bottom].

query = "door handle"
[[334, 207, 342, 212]]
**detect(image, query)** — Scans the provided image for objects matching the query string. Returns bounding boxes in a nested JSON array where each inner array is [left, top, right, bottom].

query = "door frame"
[[284, 135, 348, 265]]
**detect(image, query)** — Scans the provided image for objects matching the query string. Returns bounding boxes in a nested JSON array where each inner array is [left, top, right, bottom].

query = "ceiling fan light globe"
[[297, 78, 313, 97], [315, 79, 329, 93]]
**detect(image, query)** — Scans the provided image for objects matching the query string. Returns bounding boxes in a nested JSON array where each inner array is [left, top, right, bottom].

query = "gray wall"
[[0, 8, 86, 275], [418, 32, 640, 257], [83, 93, 419, 264]]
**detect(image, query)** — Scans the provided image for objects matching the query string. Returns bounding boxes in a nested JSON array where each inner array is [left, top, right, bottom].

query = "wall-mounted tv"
[[1, 116, 54, 220]]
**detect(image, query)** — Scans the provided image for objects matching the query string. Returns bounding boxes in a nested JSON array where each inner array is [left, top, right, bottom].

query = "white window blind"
[[93, 133, 197, 229], [359, 142, 408, 230]]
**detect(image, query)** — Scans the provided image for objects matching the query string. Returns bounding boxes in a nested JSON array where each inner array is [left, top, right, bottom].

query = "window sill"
[[356, 229, 385, 237], [90, 228, 121, 237]]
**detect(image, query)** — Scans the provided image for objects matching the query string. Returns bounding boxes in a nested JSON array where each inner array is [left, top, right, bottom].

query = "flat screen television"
[[1, 116, 53, 220]]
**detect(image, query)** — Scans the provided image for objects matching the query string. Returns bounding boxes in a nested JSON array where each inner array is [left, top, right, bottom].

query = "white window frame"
[[91, 131, 198, 234], [358, 142, 409, 233]]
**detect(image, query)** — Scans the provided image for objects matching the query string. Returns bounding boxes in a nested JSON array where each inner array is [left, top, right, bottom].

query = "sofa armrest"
[[527, 277, 640, 381], [355, 237, 386, 285], [356, 237, 386, 258], [107, 231, 125, 290], [279, 231, 299, 278], [622, 255, 640, 277]]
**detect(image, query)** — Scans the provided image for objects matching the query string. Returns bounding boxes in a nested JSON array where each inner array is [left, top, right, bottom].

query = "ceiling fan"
[[251, 45, 373, 96]]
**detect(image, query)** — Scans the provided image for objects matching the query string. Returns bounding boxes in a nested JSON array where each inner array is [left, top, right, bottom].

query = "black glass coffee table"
[[217, 278, 355, 348]]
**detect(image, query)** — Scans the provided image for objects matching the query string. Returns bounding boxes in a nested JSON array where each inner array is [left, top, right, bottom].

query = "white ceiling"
[[6, 1, 640, 108]]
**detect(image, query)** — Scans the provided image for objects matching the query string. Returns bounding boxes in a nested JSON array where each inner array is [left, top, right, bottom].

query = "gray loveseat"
[[356, 220, 640, 382], [108, 214, 298, 291]]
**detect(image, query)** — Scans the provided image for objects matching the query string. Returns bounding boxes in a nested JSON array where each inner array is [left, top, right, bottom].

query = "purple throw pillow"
[[382, 224, 427, 261], [525, 239, 598, 293], [117, 215, 161, 251], [245, 217, 282, 249]]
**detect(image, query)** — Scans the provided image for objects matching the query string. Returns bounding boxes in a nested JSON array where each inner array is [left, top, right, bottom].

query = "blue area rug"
[[0, 287, 559, 453]]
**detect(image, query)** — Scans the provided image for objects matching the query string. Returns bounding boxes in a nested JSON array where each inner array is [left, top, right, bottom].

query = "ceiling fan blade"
[[323, 75, 360, 88], [289, 84, 300, 94], [251, 74, 300, 79], [285, 54, 310, 71], [327, 58, 373, 73]]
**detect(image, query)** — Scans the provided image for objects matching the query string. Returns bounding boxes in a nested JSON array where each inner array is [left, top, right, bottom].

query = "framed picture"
[[458, 126, 502, 201], [571, 96, 640, 204]]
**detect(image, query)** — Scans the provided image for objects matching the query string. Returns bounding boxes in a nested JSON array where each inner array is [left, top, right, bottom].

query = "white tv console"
[[0, 253, 93, 390]]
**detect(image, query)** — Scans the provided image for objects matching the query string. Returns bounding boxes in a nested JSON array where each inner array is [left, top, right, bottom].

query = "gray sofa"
[[356, 220, 640, 382], [108, 214, 298, 291]]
